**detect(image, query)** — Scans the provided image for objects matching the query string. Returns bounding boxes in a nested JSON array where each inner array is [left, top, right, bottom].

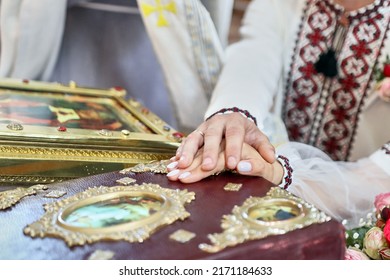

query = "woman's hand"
[[167, 141, 284, 185]]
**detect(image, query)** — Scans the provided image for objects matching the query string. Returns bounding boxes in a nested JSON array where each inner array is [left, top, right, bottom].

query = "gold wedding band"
[[195, 130, 205, 137]]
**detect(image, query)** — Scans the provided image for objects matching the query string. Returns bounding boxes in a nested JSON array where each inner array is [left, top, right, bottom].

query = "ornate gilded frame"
[[0, 184, 47, 210], [0, 79, 182, 184], [199, 187, 331, 253], [24, 183, 195, 246]]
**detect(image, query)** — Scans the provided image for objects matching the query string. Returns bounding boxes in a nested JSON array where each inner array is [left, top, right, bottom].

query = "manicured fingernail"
[[202, 157, 212, 167], [167, 169, 180, 177], [170, 156, 176, 161], [178, 171, 191, 179], [167, 161, 178, 169], [227, 156, 237, 168], [237, 161, 252, 172]]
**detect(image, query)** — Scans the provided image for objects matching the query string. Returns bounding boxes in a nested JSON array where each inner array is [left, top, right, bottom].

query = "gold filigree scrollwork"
[[24, 183, 195, 247], [120, 160, 170, 174], [6, 122, 24, 131], [199, 187, 331, 253], [0, 184, 48, 210]]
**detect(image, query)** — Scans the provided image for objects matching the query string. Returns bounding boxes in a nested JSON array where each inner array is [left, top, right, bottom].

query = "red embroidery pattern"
[[283, 0, 390, 161]]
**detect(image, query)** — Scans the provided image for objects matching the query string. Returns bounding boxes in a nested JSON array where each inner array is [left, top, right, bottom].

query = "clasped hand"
[[166, 113, 284, 185]]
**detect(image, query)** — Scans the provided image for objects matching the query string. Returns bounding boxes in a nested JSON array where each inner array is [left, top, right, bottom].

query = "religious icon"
[[61, 195, 164, 228], [24, 183, 196, 247], [0, 79, 181, 184], [248, 200, 301, 222], [0, 91, 141, 132]]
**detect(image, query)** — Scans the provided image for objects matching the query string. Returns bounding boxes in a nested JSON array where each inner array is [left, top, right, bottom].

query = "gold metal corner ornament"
[[115, 177, 137, 185], [120, 159, 170, 174], [169, 229, 196, 243], [0, 184, 48, 210], [44, 190, 67, 199], [223, 182, 242, 192], [24, 183, 195, 247], [199, 187, 331, 253]]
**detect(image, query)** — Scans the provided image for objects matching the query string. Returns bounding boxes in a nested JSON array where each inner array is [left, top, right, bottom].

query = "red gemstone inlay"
[[172, 132, 184, 138], [114, 86, 124, 91], [22, 79, 29, 84], [58, 126, 67, 132]]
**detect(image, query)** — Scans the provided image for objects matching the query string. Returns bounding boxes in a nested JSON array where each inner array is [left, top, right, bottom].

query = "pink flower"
[[363, 227, 388, 260], [384, 219, 390, 244], [374, 192, 390, 214], [345, 247, 370, 260], [377, 78, 390, 102]]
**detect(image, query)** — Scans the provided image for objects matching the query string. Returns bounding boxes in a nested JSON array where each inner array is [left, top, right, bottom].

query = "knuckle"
[[253, 161, 266, 174], [225, 126, 243, 138]]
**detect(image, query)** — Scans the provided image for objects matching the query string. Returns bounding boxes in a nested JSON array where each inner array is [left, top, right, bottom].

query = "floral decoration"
[[345, 192, 390, 260], [374, 55, 390, 102]]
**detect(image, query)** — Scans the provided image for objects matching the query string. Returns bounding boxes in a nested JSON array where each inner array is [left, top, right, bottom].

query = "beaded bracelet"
[[206, 107, 258, 126], [381, 142, 390, 155], [276, 155, 293, 190]]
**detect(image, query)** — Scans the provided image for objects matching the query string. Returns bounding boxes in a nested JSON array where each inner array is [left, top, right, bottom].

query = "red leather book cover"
[[0, 170, 346, 260]]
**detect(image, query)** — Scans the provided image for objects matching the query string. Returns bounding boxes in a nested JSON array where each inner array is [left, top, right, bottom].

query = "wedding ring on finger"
[[195, 130, 205, 138]]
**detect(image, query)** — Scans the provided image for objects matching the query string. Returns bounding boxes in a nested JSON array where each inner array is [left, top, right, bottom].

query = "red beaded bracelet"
[[206, 107, 258, 126], [276, 155, 293, 190]]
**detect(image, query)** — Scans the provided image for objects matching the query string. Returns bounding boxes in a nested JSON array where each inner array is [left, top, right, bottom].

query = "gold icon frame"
[[0, 79, 181, 184], [199, 187, 331, 253], [24, 183, 195, 247]]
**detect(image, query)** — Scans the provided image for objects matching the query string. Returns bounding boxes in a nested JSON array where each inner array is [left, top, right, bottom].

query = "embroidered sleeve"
[[369, 142, 390, 176]]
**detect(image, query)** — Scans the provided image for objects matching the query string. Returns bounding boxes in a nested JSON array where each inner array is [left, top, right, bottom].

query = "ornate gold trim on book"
[[0, 184, 48, 210], [120, 160, 170, 174], [24, 183, 195, 247], [0, 175, 73, 185], [199, 187, 331, 253], [0, 146, 166, 163]]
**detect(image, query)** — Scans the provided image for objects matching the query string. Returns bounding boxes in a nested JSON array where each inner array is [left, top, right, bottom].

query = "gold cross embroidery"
[[140, 0, 177, 27]]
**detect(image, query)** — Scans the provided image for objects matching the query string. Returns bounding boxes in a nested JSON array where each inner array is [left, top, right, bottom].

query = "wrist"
[[272, 160, 284, 186]]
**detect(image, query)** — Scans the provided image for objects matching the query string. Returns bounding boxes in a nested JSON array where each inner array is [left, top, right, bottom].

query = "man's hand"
[[173, 112, 276, 171]]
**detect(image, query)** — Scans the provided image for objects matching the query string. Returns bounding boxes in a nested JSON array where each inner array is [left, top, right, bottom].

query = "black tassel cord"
[[314, 16, 349, 78]]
